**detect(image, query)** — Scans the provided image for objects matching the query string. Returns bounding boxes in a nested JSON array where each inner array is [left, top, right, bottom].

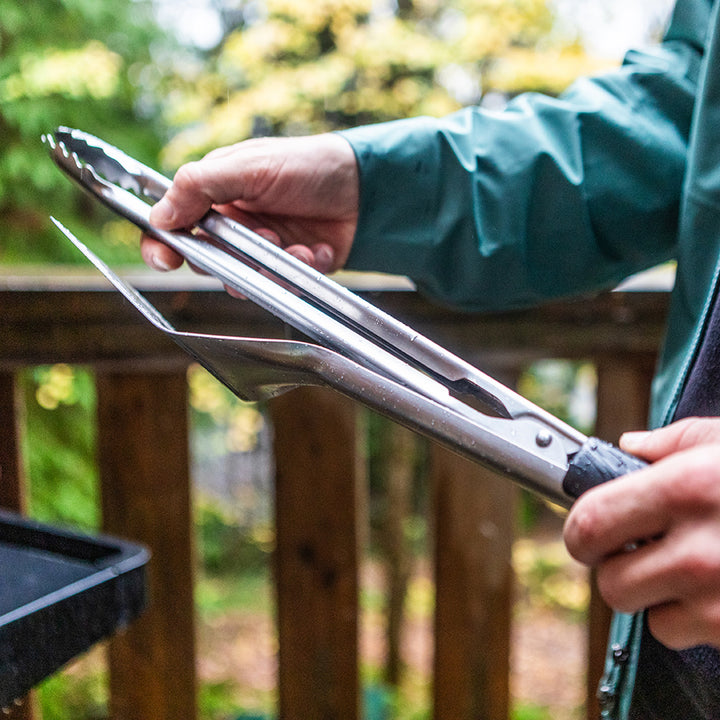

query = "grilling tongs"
[[44, 127, 646, 508]]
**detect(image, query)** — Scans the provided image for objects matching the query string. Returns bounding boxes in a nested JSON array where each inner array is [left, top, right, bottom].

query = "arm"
[[146, 0, 709, 312], [341, 9, 706, 309]]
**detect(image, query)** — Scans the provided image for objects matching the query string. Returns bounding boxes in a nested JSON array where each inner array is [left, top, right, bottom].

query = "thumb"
[[620, 417, 720, 461], [149, 165, 216, 230]]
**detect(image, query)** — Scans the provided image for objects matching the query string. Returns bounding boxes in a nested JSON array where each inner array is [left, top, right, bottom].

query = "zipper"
[[598, 643, 631, 717], [596, 613, 642, 719]]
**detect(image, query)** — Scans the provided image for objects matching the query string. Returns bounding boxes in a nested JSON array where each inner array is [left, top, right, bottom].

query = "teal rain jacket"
[[340, 0, 719, 716]]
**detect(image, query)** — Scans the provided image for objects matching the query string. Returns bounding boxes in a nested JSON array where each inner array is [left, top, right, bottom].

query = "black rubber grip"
[[562, 436, 648, 499]]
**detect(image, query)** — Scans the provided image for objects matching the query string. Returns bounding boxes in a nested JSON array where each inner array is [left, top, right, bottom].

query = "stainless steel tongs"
[[43, 127, 646, 508]]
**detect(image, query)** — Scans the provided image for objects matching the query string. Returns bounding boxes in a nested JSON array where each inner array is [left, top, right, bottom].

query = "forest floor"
[[56, 519, 588, 720], [196, 521, 589, 720]]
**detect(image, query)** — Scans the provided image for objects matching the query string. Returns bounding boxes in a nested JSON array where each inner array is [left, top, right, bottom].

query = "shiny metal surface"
[[47, 129, 586, 443], [45, 129, 590, 507]]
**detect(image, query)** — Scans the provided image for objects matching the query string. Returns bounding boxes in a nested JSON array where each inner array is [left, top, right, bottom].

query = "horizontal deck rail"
[[0, 268, 669, 720]]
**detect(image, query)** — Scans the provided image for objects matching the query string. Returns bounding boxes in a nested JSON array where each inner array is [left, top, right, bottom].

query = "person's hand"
[[140, 132, 359, 275], [564, 417, 720, 650]]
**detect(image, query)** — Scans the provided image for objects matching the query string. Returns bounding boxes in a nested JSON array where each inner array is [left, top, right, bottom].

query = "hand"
[[564, 417, 720, 650], [140, 133, 359, 275]]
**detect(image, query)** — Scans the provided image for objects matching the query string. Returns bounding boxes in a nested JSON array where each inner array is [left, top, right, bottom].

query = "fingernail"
[[255, 228, 280, 245], [150, 197, 175, 227], [150, 252, 173, 272], [314, 244, 335, 272], [619, 431, 651, 451]]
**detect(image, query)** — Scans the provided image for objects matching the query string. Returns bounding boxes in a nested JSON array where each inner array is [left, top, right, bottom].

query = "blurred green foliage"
[[196, 500, 274, 576], [189, 364, 266, 454], [518, 360, 597, 434], [0, 0, 605, 264], [159, 0, 608, 166], [514, 537, 589, 619], [19, 365, 100, 529], [36, 664, 107, 720], [0, 0, 172, 263]]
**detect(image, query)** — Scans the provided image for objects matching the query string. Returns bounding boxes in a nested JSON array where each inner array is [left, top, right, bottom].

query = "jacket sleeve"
[[339, 0, 710, 311]]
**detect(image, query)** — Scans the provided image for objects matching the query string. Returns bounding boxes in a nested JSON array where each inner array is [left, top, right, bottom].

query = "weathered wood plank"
[[376, 420, 416, 686], [270, 387, 361, 720], [431, 445, 516, 720], [585, 357, 654, 720], [0, 279, 670, 719], [0, 287, 668, 369], [96, 371, 197, 720], [0, 289, 284, 369]]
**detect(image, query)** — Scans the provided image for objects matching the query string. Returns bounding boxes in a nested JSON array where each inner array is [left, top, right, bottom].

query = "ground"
[[196, 532, 589, 720], [51, 527, 588, 719]]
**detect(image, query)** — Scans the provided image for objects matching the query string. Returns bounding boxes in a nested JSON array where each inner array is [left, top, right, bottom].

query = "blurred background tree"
[[1, 2, 672, 716], [0, 0, 175, 262], [1, 0, 628, 265], [157, 0, 613, 167], [1, 0, 621, 545]]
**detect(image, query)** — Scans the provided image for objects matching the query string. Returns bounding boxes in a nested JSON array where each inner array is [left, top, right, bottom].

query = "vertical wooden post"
[[377, 420, 416, 687], [270, 387, 361, 720], [586, 357, 653, 720], [96, 371, 197, 720], [0, 372, 26, 512], [0, 371, 36, 720], [431, 445, 516, 720]]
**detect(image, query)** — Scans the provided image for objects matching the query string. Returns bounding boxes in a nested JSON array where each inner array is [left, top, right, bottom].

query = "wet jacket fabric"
[[339, 0, 720, 716]]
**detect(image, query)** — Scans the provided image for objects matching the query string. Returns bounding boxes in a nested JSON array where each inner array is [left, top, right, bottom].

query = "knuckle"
[[172, 161, 203, 192], [563, 501, 601, 560], [658, 449, 720, 509], [698, 601, 720, 643], [648, 599, 720, 650], [595, 567, 628, 612], [699, 597, 720, 638], [676, 550, 720, 588], [646, 606, 686, 649], [680, 417, 720, 446]]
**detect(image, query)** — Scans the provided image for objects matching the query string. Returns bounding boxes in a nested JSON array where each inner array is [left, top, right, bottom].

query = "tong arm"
[[51, 218, 584, 507], [45, 140, 479, 415], [48, 128, 587, 451], [46, 130, 648, 507]]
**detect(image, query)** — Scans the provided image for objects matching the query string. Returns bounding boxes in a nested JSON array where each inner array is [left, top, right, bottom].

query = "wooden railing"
[[0, 268, 669, 720]]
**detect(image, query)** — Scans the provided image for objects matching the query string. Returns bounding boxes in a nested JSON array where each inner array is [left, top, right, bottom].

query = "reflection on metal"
[[45, 128, 637, 508]]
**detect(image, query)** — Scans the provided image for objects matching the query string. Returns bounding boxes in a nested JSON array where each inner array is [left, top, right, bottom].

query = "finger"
[[150, 144, 287, 230], [594, 542, 666, 613], [140, 235, 184, 271], [149, 152, 255, 229], [646, 602, 699, 649], [594, 533, 684, 613], [563, 462, 675, 565], [204, 143, 242, 161], [149, 162, 218, 230], [620, 417, 720, 461], [283, 243, 336, 273], [566, 445, 720, 564], [224, 284, 248, 300], [310, 243, 336, 274], [285, 244, 315, 266], [596, 527, 720, 615]]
